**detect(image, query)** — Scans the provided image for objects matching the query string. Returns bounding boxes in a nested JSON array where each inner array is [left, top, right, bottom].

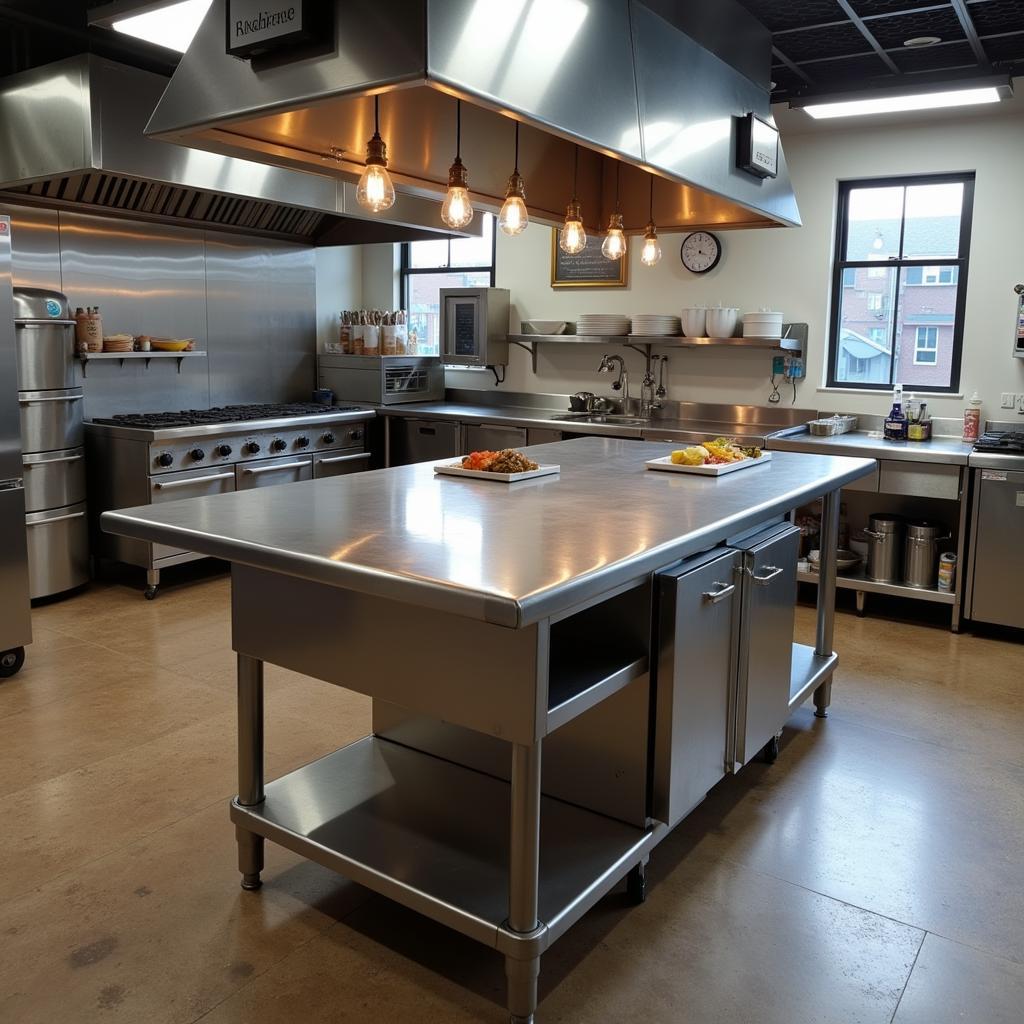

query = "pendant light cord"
[[649, 175, 654, 220], [456, 100, 462, 159], [615, 162, 621, 212], [374, 94, 380, 136], [513, 121, 520, 175], [572, 145, 579, 202]]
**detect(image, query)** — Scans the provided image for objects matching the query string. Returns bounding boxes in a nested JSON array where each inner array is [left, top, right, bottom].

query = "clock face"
[[680, 231, 721, 274]]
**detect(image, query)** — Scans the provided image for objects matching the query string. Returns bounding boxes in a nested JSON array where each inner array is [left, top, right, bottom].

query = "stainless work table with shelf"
[[767, 423, 973, 629], [101, 439, 873, 1024]]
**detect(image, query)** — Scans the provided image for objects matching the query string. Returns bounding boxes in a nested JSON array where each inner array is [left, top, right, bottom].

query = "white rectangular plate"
[[434, 462, 561, 483], [645, 451, 772, 476]]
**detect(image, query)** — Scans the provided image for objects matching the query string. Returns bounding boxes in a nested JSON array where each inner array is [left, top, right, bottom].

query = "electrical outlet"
[[784, 355, 805, 379], [1001, 393, 1016, 409], [772, 355, 785, 375]]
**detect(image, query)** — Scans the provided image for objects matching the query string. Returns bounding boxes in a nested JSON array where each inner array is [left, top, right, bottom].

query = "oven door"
[[149, 466, 237, 562], [313, 450, 372, 478], [236, 455, 312, 490]]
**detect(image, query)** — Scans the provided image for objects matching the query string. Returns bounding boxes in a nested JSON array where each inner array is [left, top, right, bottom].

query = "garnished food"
[[460, 449, 540, 474], [670, 438, 763, 466]]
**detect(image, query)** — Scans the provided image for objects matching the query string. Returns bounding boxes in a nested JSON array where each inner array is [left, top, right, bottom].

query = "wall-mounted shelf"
[[78, 351, 206, 377], [508, 323, 806, 371]]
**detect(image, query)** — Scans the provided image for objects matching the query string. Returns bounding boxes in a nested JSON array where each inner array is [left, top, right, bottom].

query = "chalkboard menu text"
[[550, 230, 628, 288]]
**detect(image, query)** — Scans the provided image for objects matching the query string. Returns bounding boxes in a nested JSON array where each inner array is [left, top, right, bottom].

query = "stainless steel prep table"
[[102, 438, 873, 1023]]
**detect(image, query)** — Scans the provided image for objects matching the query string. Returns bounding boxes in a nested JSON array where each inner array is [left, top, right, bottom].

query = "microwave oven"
[[440, 287, 510, 367]]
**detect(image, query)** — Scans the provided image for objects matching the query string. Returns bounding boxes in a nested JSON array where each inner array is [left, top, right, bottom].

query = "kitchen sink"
[[551, 413, 650, 426]]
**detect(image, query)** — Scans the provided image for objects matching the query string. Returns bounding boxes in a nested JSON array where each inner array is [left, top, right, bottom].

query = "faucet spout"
[[596, 353, 629, 411]]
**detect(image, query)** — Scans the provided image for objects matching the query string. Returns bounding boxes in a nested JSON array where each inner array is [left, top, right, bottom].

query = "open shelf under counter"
[[798, 566, 956, 605], [231, 736, 661, 951], [78, 350, 206, 376]]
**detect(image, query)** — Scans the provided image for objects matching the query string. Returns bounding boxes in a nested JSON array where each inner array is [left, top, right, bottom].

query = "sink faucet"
[[597, 354, 629, 413]]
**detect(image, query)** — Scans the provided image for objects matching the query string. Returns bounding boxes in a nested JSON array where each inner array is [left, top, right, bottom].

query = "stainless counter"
[[102, 437, 873, 628], [768, 426, 973, 465]]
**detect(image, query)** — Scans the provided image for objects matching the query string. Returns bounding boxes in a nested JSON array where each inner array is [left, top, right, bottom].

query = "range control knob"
[[189, 448, 205, 461], [350, 428, 364, 442], [295, 435, 310, 448], [156, 452, 174, 468], [270, 438, 287, 452], [215, 444, 232, 457], [244, 440, 261, 455], [322, 431, 336, 445]]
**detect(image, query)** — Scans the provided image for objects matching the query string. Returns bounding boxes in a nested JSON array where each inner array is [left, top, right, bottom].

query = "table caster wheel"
[[762, 734, 780, 764], [0, 647, 25, 678], [626, 863, 647, 905], [144, 586, 159, 600]]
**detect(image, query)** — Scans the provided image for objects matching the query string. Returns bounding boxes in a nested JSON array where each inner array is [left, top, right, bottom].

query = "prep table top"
[[102, 437, 873, 627], [768, 427, 974, 465]]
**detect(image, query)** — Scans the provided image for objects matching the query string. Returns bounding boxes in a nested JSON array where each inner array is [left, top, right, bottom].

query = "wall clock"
[[680, 231, 721, 274]]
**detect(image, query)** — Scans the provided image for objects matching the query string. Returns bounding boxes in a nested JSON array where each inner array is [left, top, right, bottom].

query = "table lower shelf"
[[232, 735, 659, 953], [798, 568, 956, 605], [789, 643, 837, 711]]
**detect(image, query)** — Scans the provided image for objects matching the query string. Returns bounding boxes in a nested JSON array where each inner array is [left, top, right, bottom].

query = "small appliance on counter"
[[318, 354, 444, 406], [13, 286, 89, 600], [439, 287, 510, 367], [0, 216, 32, 677]]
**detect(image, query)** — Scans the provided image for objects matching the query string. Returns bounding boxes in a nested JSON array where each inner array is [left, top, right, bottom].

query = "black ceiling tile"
[[868, 8, 968, 47], [769, 66, 811, 96], [773, 21, 871, 61], [734, 0, 844, 32], [980, 33, 1024, 61], [968, 0, 1024, 36], [891, 38, 981, 67], [852, 0, 952, 14], [803, 52, 898, 87]]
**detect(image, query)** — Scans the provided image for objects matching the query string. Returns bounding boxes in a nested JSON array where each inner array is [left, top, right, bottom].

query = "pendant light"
[[498, 120, 529, 237], [601, 163, 627, 261], [441, 100, 474, 229], [355, 95, 396, 213], [640, 175, 662, 267], [559, 146, 586, 255]]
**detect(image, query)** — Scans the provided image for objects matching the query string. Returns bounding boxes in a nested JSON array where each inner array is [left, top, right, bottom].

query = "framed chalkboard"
[[550, 229, 628, 288]]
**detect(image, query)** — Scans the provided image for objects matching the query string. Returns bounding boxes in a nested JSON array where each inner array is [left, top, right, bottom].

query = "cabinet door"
[[463, 422, 528, 452], [388, 418, 462, 465], [313, 450, 372, 478], [734, 524, 800, 767], [653, 548, 742, 827], [235, 455, 312, 490], [526, 428, 563, 446]]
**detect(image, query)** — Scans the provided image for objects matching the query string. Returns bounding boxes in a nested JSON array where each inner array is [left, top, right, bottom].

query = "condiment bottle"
[[83, 306, 103, 352], [962, 391, 982, 443], [884, 383, 907, 442]]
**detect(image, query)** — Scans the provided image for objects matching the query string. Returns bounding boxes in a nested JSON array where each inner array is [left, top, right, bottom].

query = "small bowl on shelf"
[[808, 548, 862, 574], [150, 338, 192, 352], [520, 320, 567, 336]]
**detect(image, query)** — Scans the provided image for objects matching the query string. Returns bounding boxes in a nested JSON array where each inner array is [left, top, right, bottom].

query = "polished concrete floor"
[[2, 568, 1022, 1023]]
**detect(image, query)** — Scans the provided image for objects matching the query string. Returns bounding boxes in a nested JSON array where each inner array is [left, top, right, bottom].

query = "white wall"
[[443, 101, 1024, 420], [315, 245, 362, 354]]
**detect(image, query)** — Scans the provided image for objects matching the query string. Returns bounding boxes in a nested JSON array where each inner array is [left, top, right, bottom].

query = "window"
[[828, 173, 973, 391], [915, 327, 939, 365], [401, 215, 496, 355]]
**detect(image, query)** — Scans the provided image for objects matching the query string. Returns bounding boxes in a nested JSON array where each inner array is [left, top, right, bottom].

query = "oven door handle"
[[317, 452, 372, 465], [241, 461, 309, 475], [154, 471, 235, 489]]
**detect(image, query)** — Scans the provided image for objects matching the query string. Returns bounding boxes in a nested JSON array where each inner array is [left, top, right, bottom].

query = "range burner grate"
[[94, 403, 360, 430], [974, 431, 1024, 454]]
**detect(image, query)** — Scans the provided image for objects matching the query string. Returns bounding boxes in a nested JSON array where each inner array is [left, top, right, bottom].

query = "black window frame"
[[827, 172, 974, 394], [400, 215, 497, 311]]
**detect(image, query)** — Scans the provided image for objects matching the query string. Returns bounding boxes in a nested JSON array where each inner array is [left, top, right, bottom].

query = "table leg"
[[506, 741, 542, 1024], [814, 488, 840, 718], [237, 653, 265, 891]]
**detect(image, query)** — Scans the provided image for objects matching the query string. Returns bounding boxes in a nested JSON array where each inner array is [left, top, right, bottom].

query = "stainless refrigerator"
[[0, 215, 32, 677]]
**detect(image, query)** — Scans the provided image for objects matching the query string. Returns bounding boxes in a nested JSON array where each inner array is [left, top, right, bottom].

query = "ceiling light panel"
[[803, 85, 1003, 118], [112, 0, 213, 53]]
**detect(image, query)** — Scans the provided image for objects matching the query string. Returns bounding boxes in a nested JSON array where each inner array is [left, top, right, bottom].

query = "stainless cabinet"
[[388, 417, 462, 466], [236, 455, 313, 490], [25, 502, 89, 599], [526, 428, 563, 446], [149, 465, 237, 562], [654, 548, 742, 827], [463, 422, 528, 452], [966, 467, 1024, 629], [733, 524, 800, 767], [313, 450, 373, 478], [878, 460, 961, 500]]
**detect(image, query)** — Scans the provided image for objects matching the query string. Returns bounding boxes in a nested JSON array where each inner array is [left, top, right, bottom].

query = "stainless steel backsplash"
[[0, 202, 315, 418]]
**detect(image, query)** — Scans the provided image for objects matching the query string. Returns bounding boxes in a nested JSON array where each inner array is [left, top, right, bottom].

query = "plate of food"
[[434, 449, 560, 482], [646, 439, 771, 476]]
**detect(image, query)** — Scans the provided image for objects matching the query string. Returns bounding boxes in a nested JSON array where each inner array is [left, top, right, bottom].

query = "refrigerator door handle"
[[24, 454, 83, 466], [18, 394, 84, 404], [26, 510, 86, 526]]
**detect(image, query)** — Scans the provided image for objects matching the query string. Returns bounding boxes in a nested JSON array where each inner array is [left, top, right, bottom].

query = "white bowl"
[[680, 307, 707, 337], [742, 311, 784, 338], [706, 307, 739, 338], [521, 320, 567, 336]]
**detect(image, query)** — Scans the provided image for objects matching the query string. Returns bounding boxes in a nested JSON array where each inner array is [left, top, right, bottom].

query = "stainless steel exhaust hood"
[[144, 0, 800, 232], [0, 55, 463, 244]]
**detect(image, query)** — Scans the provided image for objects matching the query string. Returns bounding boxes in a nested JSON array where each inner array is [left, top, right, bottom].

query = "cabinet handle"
[[317, 452, 371, 465], [752, 565, 784, 586], [27, 511, 85, 527], [154, 471, 234, 489], [24, 454, 83, 466], [242, 461, 308, 475], [701, 582, 736, 603], [19, 394, 84, 404]]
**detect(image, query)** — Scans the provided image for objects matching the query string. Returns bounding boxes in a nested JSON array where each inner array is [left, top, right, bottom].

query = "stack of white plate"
[[630, 314, 681, 337], [576, 314, 631, 337]]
